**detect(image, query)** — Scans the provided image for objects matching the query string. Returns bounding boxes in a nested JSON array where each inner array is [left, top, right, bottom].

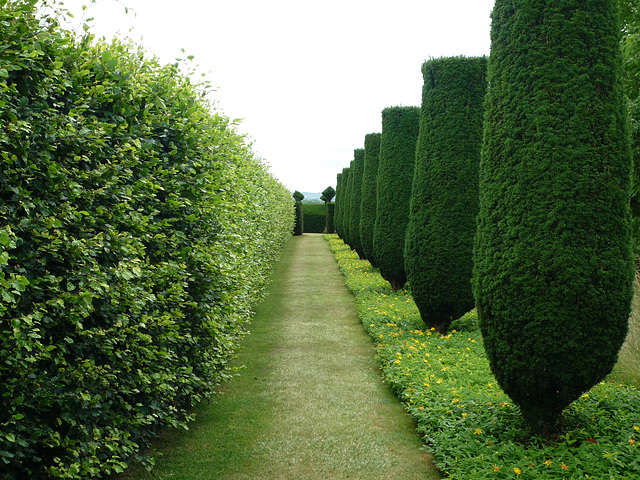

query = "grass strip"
[[327, 234, 640, 480], [119, 233, 439, 480]]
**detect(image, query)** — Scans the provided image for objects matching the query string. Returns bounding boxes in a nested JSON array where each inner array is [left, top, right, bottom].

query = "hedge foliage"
[[301, 203, 326, 233], [326, 202, 335, 234], [348, 148, 365, 258], [373, 106, 420, 291], [334, 172, 344, 237], [473, 0, 634, 430], [405, 57, 486, 334], [341, 164, 353, 246], [359, 133, 381, 268], [0, 2, 293, 478]]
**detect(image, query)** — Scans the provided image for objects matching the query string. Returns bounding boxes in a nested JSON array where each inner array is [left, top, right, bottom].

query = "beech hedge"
[[0, 2, 293, 478]]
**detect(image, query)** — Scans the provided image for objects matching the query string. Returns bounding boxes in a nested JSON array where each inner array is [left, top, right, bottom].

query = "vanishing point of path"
[[122, 234, 440, 480]]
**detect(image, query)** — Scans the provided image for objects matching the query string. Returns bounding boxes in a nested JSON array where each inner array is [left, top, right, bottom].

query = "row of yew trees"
[[334, 0, 635, 432]]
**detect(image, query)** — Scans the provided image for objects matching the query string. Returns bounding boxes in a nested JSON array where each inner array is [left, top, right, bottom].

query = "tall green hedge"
[[360, 133, 381, 267], [405, 57, 486, 334], [348, 148, 366, 258], [473, 0, 634, 431], [373, 106, 420, 290], [0, 3, 293, 478], [302, 203, 327, 233]]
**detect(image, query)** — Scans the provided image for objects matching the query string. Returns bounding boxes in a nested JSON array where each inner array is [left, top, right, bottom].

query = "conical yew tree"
[[373, 106, 420, 290], [405, 56, 486, 334], [473, 0, 634, 431], [360, 133, 382, 267], [348, 148, 366, 258]]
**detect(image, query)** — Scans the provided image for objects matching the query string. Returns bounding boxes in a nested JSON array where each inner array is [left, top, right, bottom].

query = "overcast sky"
[[51, 0, 494, 193]]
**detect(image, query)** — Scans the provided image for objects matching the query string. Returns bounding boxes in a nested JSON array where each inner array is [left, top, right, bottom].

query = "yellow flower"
[[493, 465, 500, 472], [544, 459, 552, 466], [474, 428, 482, 435], [634, 425, 640, 432], [514, 467, 522, 475], [561, 462, 569, 470]]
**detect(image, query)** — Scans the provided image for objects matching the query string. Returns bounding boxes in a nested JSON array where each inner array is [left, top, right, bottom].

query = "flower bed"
[[327, 234, 640, 480]]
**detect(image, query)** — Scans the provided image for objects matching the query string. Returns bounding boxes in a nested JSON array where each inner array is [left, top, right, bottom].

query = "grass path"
[[120, 233, 440, 480]]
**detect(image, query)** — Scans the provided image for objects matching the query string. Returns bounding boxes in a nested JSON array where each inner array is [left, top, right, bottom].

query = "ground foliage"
[[0, 2, 293, 478], [328, 235, 640, 480]]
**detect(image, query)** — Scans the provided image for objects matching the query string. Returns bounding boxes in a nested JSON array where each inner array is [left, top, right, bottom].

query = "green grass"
[[608, 271, 640, 388], [117, 233, 439, 480]]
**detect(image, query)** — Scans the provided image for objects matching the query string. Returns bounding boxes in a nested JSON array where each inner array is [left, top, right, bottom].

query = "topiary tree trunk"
[[360, 133, 382, 267], [473, 0, 634, 432], [405, 56, 486, 334], [373, 106, 420, 291]]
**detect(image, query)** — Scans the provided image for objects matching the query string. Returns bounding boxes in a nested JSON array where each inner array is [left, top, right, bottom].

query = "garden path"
[[121, 233, 439, 480]]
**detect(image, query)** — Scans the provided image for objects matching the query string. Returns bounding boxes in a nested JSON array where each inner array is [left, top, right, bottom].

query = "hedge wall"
[[302, 203, 327, 233], [0, 3, 293, 478], [404, 56, 486, 334], [473, 0, 634, 430]]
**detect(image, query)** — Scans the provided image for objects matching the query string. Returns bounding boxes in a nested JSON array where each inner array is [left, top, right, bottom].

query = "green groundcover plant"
[[327, 234, 640, 480]]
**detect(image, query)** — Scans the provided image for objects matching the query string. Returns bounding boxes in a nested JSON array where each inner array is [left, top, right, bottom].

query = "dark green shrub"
[[360, 133, 382, 267], [373, 106, 420, 290], [326, 203, 335, 234], [348, 148, 366, 258], [342, 164, 354, 246], [321, 185, 335, 205], [405, 57, 486, 334], [294, 201, 304, 235], [334, 173, 344, 237], [0, 3, 293, 477], [302, 203, 327, 233], [337, 168, 350, 241], [473, 0, 634, 431]]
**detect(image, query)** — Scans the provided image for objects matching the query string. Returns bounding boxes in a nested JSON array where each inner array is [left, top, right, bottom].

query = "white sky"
[[49, 0, 494, 193]]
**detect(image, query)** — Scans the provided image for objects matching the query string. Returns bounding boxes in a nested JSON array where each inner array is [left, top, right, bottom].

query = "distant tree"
[[321, 186, 335, 204], [348, 149, 366, 258], [473, 0, 634, 432], [360, 133, 381, 267], [373, 106, 420, 290], [405, 56, 487, 334]]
